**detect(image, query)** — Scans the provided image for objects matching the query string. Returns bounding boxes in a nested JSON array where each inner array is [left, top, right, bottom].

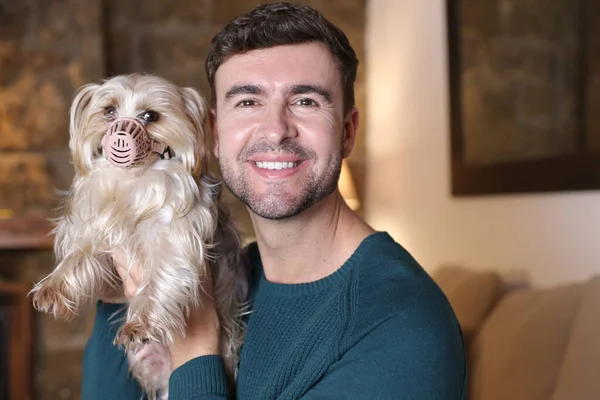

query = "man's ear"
[[342, 107, 360, 158], [209, 108, 219, 158]]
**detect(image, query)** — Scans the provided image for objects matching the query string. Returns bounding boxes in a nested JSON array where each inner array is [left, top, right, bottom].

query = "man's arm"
[[301, 312, 467, 400], [98, 252, 229, 400], [81, 301, 143, 399], [81, 300, 230, 400], [168, 356, 231, 400]]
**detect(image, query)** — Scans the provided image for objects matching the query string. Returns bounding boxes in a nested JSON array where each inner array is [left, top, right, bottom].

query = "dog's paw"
[[31, 283, 77, 321], [115, 321, 148, 352]]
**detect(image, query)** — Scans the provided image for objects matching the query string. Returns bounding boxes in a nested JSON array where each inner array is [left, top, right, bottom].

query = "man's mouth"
[[254, 161, 301, 170]]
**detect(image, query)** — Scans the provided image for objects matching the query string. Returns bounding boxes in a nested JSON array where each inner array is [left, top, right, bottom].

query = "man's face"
[[212, 42, 356, 220]]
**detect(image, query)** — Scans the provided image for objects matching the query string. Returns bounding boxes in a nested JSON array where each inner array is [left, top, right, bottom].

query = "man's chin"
[[246, 201, 310, 221]]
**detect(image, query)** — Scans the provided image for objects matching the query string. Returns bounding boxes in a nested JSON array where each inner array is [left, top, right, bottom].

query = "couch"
[[432, 266, 600, 400]]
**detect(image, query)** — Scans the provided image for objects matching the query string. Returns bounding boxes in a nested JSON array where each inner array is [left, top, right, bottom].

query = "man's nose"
[[260, 105, 297, 145]]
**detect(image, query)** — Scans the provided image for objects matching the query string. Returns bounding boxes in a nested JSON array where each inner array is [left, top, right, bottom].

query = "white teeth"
[[255, 161, 298, 170]]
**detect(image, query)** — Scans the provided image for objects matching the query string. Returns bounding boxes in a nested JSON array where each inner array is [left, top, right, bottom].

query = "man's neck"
[[250, 192, 375, 284]]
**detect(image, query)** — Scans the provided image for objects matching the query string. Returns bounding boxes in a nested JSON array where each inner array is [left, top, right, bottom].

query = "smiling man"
[[82, 3, 467, 399], [214, 42, 349, 225]]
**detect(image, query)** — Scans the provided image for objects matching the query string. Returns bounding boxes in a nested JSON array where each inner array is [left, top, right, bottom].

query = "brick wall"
[[0, 1, 366, 398]]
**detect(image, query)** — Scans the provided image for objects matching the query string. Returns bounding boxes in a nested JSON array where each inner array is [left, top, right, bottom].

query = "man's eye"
[[295, 98, 318, 107], [140, 110, 159, 122], [104, 106, 116, 116], [237, 100, 257, 107]]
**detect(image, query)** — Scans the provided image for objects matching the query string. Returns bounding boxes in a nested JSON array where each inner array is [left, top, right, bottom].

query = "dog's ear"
[[180, 87, 209, 177], [69, 82, 100, 142], [69, 82, 100, 175]]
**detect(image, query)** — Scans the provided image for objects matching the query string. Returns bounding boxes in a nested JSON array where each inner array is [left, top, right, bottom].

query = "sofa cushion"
[[553, 277, 600, 400], [468, 282, 584, 400], [432, 266, 504, 342]]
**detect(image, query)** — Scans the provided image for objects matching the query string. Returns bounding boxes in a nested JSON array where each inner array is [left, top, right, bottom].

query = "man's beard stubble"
[[219, 141, 343, 220]]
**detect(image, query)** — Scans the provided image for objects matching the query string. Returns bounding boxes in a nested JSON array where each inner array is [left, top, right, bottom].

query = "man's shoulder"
[[343, 234, 466, 396], [342, 234, 467, 400], [350, 232, 462, 343], [352, 231, 436, 294]]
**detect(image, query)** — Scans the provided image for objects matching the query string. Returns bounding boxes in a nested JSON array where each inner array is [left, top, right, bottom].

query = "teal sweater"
[[82, 232, 466, 399]]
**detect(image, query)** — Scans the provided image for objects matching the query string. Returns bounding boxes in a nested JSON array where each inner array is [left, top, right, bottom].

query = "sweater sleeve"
[[300, 311, 467, 400], [165, 242, 260, 399], [167, 355, 231, 399], [81, 301, 143, 400]]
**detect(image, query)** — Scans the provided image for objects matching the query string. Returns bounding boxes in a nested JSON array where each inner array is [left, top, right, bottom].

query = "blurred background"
[[1, 0, 599, 399]]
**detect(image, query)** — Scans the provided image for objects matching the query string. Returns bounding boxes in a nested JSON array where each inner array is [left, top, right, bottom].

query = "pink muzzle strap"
[[101, 118, 168, 168]]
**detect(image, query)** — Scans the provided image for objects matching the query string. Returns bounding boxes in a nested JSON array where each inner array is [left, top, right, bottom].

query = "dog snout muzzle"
[[101, 118, 167, 168]]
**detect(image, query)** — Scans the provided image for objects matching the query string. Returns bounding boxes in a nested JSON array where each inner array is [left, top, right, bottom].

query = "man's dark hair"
[[205, 2, 359, 114]]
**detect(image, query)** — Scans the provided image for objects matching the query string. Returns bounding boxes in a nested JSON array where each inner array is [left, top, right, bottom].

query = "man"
[[82, 2, 466, 399]]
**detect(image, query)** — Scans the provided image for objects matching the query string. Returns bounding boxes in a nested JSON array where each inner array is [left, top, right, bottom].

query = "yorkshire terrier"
[[29, 73, 248, 399]]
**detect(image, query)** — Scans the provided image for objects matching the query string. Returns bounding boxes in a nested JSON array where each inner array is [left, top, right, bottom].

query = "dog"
[[30, 73, 249, 399]]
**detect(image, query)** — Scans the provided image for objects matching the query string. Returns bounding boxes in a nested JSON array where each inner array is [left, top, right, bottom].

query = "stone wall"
[[1, 1, 104, 398], [0, 0, 104, 215], [0, 1, 366, 399]]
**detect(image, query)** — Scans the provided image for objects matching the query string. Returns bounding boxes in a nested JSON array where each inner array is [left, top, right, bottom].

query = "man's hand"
[[111, 251, 222, 370]]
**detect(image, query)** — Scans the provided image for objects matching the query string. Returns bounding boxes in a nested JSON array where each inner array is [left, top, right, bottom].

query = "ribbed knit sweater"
[[82, 232, 466, 399]]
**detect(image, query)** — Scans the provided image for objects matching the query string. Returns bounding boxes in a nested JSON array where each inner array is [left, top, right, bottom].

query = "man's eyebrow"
[[224, 85, 264, 101], [291, 85, 332, 103]]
